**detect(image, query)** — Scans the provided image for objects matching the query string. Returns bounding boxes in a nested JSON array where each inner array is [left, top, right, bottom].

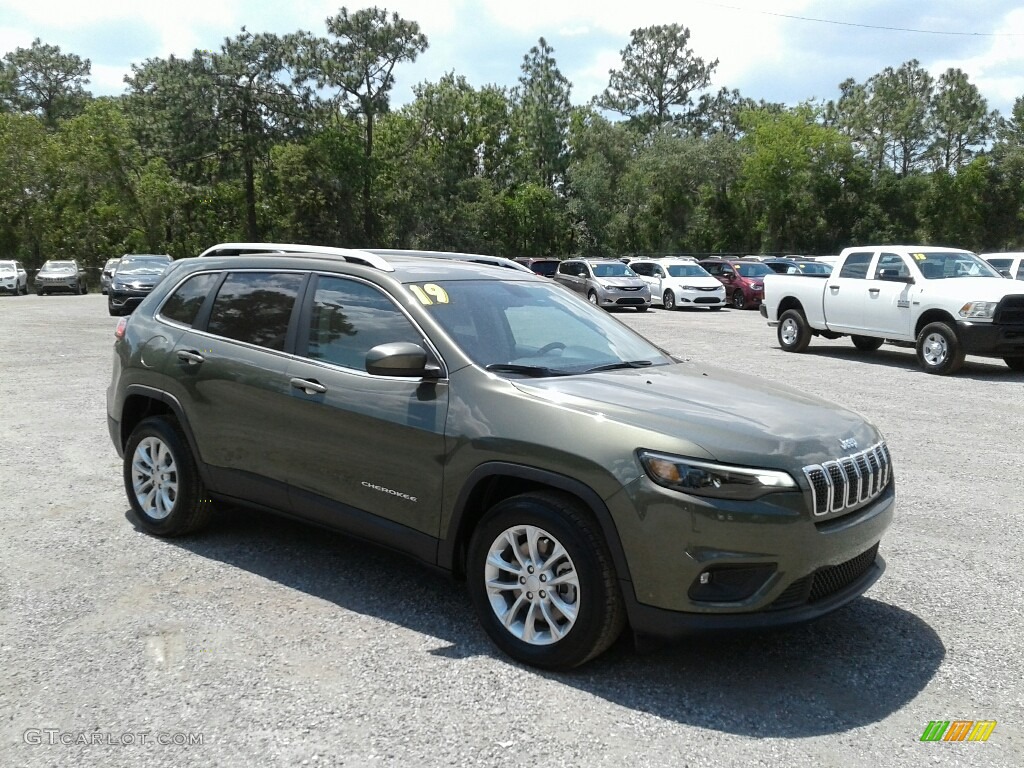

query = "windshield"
[[914, 251, 1000, 280], [591, 262, 636, 278], [117, 256, 171, 276], [41, 261, 75, 271], [666, 264, 710, 278], [735, 262, 771, 277], [416, 279, 672, 375]]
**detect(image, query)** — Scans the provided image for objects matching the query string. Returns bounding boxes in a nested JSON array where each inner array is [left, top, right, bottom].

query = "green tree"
[[513, 38, 572, 189], [0, 112, 48, 262], [0, 38, 91, 128], [308, 6, 428, 242], [598, 24, 717, 131], [928, 68, 993, 171]]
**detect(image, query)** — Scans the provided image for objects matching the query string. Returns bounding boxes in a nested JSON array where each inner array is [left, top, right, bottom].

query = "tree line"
[[2, 7, 1024, 273]]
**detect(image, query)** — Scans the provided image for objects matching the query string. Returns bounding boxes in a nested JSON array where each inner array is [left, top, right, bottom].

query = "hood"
[[917, 277, 1024, 302], [597, 276, 646, 288], [667, 276, 722, 289], [510, 363, 880, 472], [40, 266, 75, 275]]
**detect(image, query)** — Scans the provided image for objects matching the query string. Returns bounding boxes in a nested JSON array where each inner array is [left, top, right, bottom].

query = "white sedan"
[[629, 258, 726, 310]]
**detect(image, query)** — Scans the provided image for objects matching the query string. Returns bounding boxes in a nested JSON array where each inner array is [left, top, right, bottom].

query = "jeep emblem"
[[840, 437, 858, 451]]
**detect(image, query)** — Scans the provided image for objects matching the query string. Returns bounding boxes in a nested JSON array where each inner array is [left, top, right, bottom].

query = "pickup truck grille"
[[993, 294, 1024, 325], [803, 442, 891, 516]]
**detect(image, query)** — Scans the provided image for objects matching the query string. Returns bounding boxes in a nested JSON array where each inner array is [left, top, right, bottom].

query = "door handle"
[[868, 288, 880, 294], [829, 285, 840, 292], [176, 350, 205, 365], [290, 377, 327, 395]]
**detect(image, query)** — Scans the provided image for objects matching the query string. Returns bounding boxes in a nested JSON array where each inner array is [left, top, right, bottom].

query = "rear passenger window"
[[305, 276, 422, 371], [839, 253, 873, 279], [160, 273, 219, 326], [207, 272, 304, 351]]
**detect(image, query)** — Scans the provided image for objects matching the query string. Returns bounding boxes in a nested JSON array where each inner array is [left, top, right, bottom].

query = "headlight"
[[752, 282, 764, 290], [681, 285, 698, 291], [639, 450, 797, 500], [959, 301, 998, 319]]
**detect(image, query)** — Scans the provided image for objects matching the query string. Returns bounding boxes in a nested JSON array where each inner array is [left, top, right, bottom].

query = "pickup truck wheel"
[[663, 290, 676, 310], [731, 290, 746, 310], [916, 322, 965, 375], [778, 310, 811, 353], [467, 492, 625, 670], [1004, 356, 1024, 371], [852, 335, 884, 352], [124, 416, 213, 537]]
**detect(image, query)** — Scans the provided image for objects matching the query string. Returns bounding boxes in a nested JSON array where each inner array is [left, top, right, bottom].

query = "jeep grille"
[[803, 442, 891, 516]]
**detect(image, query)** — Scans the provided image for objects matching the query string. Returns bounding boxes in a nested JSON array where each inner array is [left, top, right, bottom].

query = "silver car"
[[554, 258, 651, 311]]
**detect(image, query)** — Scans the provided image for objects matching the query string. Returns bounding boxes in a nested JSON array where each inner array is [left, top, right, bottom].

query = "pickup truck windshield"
[[915, 251, 1000, 280]]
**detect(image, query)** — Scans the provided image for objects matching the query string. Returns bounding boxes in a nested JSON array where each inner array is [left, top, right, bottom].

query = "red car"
[[699, 258, 772, 309]]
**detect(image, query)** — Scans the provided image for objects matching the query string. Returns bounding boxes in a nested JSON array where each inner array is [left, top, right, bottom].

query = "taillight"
[[115, 317, 128, 339]]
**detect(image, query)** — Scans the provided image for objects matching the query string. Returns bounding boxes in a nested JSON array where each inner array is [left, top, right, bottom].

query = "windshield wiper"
[[484, 364, 570, 377], [583, 360, 655, 373]]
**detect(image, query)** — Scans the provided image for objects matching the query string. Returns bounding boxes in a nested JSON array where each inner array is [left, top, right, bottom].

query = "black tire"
[[731, 289, 746, 310], [466, 491, 625, 670], [916, 321, 965, 375], [123, 416, 213, 537], [587, 290, 599, 306], [1004, 356, 1024, 372], [663, 290, 676, 311], [108, 301, 121, 317], [709, 306, 722, 311], [636, 305, 648, 312], [777, 309, 812, 353], [80, 281, 88, 294], [37, 289, 46, 296], [851, 335, 884, 352]]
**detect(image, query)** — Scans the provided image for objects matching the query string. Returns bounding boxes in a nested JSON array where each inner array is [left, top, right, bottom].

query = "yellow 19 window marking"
[[409, 283, 450, 305]]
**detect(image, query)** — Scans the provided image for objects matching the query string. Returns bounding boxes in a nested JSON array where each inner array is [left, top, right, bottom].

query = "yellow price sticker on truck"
[[409, 283, 450, 305], [912, 253, 926, 260]]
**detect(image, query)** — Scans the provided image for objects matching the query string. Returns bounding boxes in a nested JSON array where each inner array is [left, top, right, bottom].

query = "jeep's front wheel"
[[124, 417, 212, 536], [467, 492, 625, 669]]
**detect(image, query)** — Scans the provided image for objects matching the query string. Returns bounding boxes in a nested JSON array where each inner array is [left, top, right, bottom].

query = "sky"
[[2, 0, 1024, 117]]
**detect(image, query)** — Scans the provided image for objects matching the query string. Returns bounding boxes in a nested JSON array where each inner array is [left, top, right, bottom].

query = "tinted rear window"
[[207, 272, 304, 351], [161, 273, 220, 327]]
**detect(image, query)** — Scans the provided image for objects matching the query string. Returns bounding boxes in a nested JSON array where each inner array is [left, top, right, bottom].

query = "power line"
[[691, 1, 1023, 37]]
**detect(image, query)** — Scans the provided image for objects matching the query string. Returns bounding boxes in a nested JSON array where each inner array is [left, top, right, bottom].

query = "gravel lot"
[[1, 292, 1021, 768]]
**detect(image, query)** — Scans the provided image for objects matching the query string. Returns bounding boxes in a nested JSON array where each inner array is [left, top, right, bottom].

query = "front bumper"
[[609, 473, 894, 636], [36, 279, 79, 293], [109, 287, 154, 311], [598, 290, 651, 307], [0, 280, 21, 293], [677, 289, 726, 307], [956, 320, 1024, 357]]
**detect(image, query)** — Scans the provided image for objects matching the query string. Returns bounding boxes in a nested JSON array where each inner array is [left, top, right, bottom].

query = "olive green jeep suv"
[[107, 244, 894, 668]]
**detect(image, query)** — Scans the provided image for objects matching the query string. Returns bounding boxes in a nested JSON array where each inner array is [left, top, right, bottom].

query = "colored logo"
[[920, 720, 996, 742]]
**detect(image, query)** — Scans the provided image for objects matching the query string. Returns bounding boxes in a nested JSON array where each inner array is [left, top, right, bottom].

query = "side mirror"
[[365, 342, 440, 378], [999, 269, 1012, 278], [878, 269, 914, 284]]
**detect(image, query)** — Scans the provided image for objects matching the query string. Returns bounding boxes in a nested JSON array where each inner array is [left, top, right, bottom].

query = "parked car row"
[[0, 260, 29, 295]]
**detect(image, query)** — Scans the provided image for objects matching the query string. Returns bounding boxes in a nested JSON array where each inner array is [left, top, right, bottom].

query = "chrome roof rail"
[[196, 242, 395, 272]]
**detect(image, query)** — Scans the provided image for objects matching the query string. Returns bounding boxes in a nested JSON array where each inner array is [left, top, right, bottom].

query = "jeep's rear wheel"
[[124, 416, 212, 536], [467, 492, 625, 669]]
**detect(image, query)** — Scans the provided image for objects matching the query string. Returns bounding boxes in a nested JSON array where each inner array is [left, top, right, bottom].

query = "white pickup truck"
[[760, 245, 1024, 374]]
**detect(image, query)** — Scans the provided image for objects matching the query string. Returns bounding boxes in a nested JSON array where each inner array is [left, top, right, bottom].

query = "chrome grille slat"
[[803, 442, 891, 517]]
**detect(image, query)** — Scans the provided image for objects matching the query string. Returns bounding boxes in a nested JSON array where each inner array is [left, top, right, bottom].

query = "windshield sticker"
[[912, 253, 926, 261], [409, 283, 450, 305]]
